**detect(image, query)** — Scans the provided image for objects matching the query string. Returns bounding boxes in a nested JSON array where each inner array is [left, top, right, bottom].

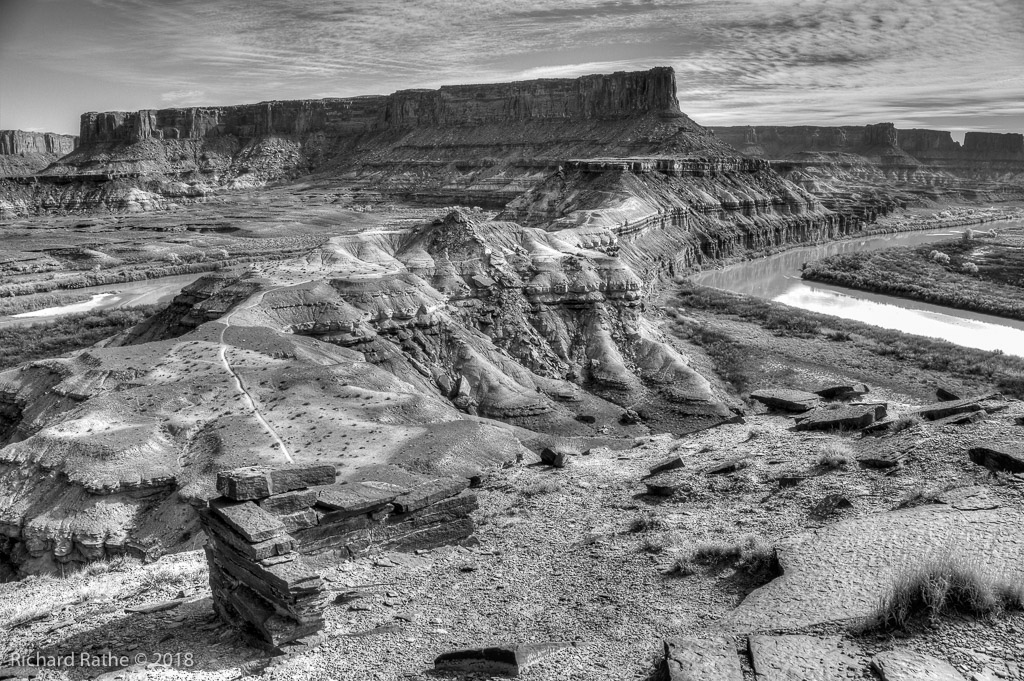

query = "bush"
[[962, 261, 979, 274], [867, 553, 1024, 631], [682, 534, 775, 574], [931, 251, 951, 265], [817, 441, 851, 470]]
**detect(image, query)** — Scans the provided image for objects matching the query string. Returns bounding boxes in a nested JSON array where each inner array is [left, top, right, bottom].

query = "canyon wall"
[[79, 68, 679, 145], [0, 130, 78, 178]]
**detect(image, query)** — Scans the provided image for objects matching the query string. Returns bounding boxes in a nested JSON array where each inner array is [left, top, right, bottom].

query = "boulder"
[[663, 637, 742, 681], [815, 384, 869, 400], [872, 649, 966, 681], [750, 389, 820, 412], [794, 403, 886, 432], [434, 642, 568, 676], [969, 443, 1024, 474], [540, 447, 572, 468]]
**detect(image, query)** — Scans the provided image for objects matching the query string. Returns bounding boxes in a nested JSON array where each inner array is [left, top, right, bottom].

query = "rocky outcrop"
[[201, 463, 477, 649], [0, 130, 77, 178]]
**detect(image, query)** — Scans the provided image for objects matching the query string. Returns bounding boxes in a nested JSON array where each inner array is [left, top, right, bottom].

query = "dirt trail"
[[217, 285, 300, 464]]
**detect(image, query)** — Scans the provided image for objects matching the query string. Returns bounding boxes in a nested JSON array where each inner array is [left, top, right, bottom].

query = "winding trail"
[[217, 285, 298, 463]]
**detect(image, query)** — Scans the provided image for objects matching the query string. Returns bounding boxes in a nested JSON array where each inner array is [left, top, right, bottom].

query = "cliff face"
[[0, 130, 78, 178], [712, 123, 1024, 206], [79, 68, 679, 146]]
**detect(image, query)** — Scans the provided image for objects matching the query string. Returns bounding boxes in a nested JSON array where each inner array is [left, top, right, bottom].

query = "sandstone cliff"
[[0, 130, 77, 178], [712, 123, 1024, 205]]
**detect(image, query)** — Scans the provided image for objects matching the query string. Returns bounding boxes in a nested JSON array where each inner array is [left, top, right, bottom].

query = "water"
[[690, 221, 1024, 357], [0, 272, 206, 328]]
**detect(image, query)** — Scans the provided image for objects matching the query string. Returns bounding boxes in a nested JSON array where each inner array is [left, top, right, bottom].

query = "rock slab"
[[434, 643, 568, 676], [872, 649, 967, 681], [969, 443, 1024, 474], [749, 635, 862, 680], [750, 389, 821, 412], [663, 637, 742, 681]]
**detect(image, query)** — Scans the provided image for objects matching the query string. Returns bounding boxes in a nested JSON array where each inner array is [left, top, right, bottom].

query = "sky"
[[1, 0, 1022, 138]]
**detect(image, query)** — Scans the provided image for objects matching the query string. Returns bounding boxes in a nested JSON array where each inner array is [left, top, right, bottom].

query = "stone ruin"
[[198, 463, 476, 651]]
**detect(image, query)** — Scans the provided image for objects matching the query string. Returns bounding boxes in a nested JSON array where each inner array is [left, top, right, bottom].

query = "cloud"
[[160, 89, 206, 104], [3, 0, 1022, 133]]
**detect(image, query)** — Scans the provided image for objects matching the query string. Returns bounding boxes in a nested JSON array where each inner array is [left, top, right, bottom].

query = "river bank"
[[686, 204, 1024, 273], [802, 227, 1024, 323]]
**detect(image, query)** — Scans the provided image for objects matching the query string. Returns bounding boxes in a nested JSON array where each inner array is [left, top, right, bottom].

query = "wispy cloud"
[[2, 0, 1022, 134]]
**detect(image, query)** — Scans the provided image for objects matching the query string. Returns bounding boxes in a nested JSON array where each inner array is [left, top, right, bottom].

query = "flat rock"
[[645, 470, 691, 497], [815, 383, 869, 400], [857, 450, 905, 469], [911, 394, 999, 421], [750, 388, 821, 412], [725, 505, 1024, 632], [794, 403, 886, 432], [936, 385, 964, 401], [935, 485, 1000, 511], [969, 442, 1024, 474], [749, 635, 862, 681], [316, 482, 400, 517], [259, 489, 319, 515], [392, 477, 469, 513], [216, 466, 272, 501], [663, 637, 742, 681], [269, 465, 337, 494], [872, 649, 967, 681], [212, 501, 286, 543], [933, 410, 986, 427], [434, 642, 569, 676], [217, 464, 337, 501], [649, 455, 685, 477]]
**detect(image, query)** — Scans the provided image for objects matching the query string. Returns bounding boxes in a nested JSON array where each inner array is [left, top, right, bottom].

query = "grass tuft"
[[865, 553, 1024, 631], [816, 441, 851, 470]]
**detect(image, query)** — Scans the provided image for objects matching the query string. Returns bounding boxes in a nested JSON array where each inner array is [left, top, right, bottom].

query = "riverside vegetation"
[[801, 227, 1024, 321]]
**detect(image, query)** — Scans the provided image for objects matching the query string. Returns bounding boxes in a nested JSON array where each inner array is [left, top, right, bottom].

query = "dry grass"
[[890, 413, 924, 434], [138, 558, 208, 592], [668, 534, 776, 577], [520, 480, 561, 497], [817, 441, 852, 470], [866, 553, 1024, 631], [629, 512, 668, 534]]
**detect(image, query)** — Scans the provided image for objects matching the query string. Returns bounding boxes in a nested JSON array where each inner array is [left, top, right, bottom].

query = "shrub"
[[890, 413, 923, 434], [682, 534, 775, 574], [963, 229, 975, 241], [817, 441, 851, 470], [630, 512, 668, 534], [962, 261, 979, 274], [866, 553, 1024, 631], [931, 251, 951, 265]]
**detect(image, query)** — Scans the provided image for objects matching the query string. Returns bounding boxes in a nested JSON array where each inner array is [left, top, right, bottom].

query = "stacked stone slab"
[[201, 464, 336, 651], [200, 463, 478, 650]]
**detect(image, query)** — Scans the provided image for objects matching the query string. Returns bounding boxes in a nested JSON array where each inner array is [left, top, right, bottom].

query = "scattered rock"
[[774, 475, 807, 488], [663, 636, 742, 681], [750, 388, 821, 412], [434, 642, 569, 676], [125, 599, 183, 614], [911, 394, 999, 421], [969, 442, 1024, 474], [936, 385, 963, 401], [705, 457, 749, 475], [809, 494, 852, 518], [872, 649, 967, 681], [620, 409, 642, 425], [857, 450, 905, 469], [815, 383, 869, 400], [645, 471, 689, 497]]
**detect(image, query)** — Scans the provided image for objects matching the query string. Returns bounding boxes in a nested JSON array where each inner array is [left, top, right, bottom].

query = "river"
[[690, 221, 1024, 358], [0, 272, 206, 329]]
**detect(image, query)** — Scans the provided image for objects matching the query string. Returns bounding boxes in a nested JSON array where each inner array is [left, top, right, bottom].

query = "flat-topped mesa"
[[79, 67, 681, 144], [711, 123, 906, 160], [0, 130, 78, 156]]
